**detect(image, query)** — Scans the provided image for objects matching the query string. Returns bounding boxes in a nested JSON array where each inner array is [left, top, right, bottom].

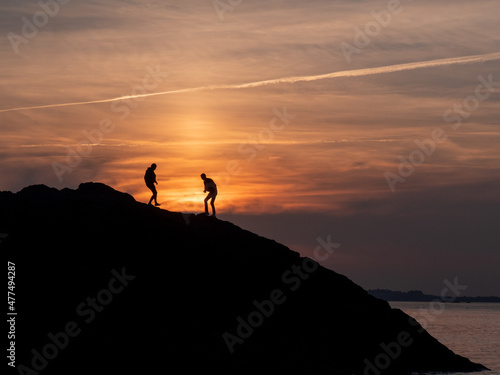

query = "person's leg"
[[210, 194, 217, 215], [152, 185, 159, 205], [204, 195, 209, 214], [148, 185, 154, 205]]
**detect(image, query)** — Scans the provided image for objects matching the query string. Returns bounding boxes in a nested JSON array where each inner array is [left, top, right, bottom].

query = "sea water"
[[389, 302, 500, 375]]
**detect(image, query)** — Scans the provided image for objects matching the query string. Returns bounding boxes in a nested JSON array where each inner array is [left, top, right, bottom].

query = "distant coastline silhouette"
[[201, 173, 217, 217], [144, 163, 160, 206]]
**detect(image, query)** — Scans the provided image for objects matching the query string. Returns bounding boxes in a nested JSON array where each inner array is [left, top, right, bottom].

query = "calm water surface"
[[389, 302, 500, 375]]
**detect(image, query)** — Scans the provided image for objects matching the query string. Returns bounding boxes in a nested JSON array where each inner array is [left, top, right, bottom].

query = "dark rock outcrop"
[[0, 182, 488, 374]]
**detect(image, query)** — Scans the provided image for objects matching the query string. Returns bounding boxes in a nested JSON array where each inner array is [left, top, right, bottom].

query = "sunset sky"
[[1, 0, 499, 295]]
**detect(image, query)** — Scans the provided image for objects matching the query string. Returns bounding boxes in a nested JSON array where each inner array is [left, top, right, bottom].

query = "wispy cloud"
[[1, 52, 499, 114]]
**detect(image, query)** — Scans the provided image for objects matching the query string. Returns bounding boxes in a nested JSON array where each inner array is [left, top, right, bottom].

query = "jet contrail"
[[1, 52, 499, 114]]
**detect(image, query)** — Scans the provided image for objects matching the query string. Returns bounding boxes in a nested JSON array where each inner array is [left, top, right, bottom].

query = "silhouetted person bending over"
[[201, 173, 217, 216], [145, 163, 160, 206]]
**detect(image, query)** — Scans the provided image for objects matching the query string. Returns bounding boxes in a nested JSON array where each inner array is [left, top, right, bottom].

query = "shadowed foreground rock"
[[0, 183, 488, 374]]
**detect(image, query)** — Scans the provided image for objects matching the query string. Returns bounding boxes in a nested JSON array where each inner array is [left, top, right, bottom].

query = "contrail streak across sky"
[[1, 52, 499, 114]]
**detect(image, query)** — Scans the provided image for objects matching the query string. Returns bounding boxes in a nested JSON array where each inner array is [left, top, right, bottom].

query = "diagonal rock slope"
[[0, 182, 488, 374]]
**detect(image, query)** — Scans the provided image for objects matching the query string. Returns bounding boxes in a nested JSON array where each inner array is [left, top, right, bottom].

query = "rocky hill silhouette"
[[0, 182, 488, 374]]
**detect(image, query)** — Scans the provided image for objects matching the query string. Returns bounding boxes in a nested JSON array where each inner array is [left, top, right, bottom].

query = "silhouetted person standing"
[[145, 163, 160, 206], [201, 173, 217, 216]]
